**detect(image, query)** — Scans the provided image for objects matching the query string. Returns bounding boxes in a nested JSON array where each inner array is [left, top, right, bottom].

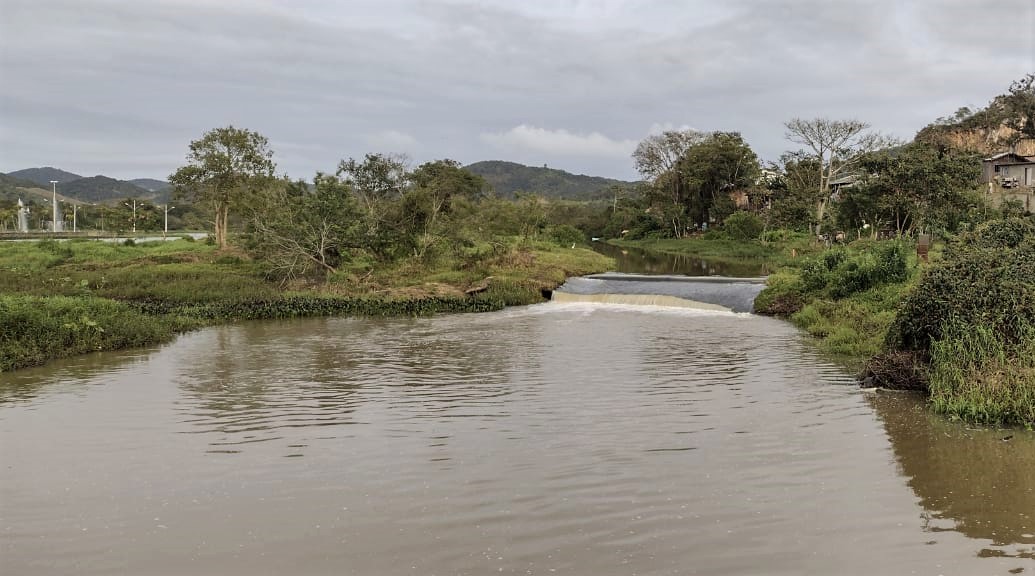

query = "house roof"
[[829, 174, 860, 186], [983, 152, 1035, 164]]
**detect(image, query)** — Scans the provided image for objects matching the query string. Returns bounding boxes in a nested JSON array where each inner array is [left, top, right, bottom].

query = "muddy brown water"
[[589, 242, 772, 277], [2, 305, 1034, 575]]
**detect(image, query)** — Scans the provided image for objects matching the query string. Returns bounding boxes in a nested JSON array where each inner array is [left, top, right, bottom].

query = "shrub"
[[723, 211, 764, 241], [0, 295, 181, 372], [888, 229, 1035, 352], [753, 270, 805, 315], [927, 323, 1035, 427], [796, 241, 908, 299], [546, 224, 585, 247]]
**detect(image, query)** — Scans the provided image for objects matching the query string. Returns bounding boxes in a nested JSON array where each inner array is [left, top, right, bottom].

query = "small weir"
[[552, 272, 768, 313]]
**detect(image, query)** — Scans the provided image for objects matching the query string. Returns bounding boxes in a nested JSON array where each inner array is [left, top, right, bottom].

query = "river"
[[1, 282, 1034, 574]]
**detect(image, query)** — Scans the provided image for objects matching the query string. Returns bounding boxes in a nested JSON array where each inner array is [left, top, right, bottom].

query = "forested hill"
[[59, 176, 167, 203], [0, 173, 52, 205], [465, 160, 636, 200], [7, 167, 83, 185], [129, 178, 172, 193], [3, 168, 170, 204]]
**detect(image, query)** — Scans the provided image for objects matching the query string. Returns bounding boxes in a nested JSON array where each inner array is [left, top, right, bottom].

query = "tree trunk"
[[814, 197, 828, 236]]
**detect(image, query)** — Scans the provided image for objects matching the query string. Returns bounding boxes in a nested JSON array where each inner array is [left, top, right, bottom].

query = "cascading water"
[[552, 272, 767, 313]]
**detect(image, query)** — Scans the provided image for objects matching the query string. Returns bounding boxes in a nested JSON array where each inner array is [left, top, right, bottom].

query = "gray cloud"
[[1, 0, 1032, 181]]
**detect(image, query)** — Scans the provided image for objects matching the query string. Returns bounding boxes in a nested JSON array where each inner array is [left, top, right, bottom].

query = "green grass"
[[0, 238, 612, 371], [928, 325, 1035, 428], [754, 238, 921, 371], [0, 294, 193, 371], [788, 282, 910, 367]]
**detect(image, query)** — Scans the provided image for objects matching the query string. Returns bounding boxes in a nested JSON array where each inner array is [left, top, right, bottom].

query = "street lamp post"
[[49, 180, 59, 233], [163, 204, 175, 239], [71, 203, 79, 233], [124, 199, 139, 234]]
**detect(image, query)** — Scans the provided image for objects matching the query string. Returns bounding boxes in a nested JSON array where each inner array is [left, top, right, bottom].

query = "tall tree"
[[633, 130, 760, 234], [336, 153, 408, 238], [401, 160, 486, 259], [784, 118, 896, 235], [842, 144, 982, 236], [245, 174, 364, 280], [169, 126, 276, 249], [677, 132, 760, 227], [632, 130, 707, 236]]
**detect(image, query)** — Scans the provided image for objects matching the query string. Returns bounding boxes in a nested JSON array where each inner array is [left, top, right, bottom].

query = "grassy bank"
[[753, 239, 920, 368], [754, 219, 1035, 428], [0, 237, 612, 371], [609, 230, 824, 271]]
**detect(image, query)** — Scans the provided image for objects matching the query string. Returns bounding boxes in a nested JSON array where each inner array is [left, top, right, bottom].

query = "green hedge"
[[0, 295, 184, 372]]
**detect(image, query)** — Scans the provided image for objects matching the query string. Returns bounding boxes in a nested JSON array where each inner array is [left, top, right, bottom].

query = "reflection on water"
[[590, 241, 772, 277], [869, 391, 1035, 559], [2, 306, 1034, 575]]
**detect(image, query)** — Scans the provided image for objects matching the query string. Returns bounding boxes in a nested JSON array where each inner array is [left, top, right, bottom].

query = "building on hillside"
[[981, 148, 1035, 213], [828, 174, 860, 201]]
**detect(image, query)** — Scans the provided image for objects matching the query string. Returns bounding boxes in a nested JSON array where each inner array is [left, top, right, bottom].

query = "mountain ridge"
[[464, 160, 636, 200]]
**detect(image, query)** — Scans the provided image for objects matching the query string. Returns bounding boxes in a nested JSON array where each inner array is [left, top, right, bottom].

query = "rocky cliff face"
[[915, 124, 1023, 156]]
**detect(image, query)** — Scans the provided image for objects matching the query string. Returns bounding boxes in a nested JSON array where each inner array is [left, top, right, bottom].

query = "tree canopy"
[[169, 126, 276, 249]]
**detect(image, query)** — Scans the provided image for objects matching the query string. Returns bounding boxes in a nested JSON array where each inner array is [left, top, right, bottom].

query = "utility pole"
[[163, 204, 175, 239], [125, 199, 138, 234], [49, 180, 59, 232]]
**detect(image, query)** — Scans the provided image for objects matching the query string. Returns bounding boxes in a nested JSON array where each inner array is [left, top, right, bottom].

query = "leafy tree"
[[632, 131, 760, 235], [398, 160, 486, 259], [632, 130, 707, 235], [336, 153, 408, 238], [677, 132, 760, 227], [169, 126, 276, 249], [245, 174, 364, 280], [784, 118, 897, 235], [768, 157, 818, 231], [1004, 73, 1035, 139], [842, 144, 982, 236]]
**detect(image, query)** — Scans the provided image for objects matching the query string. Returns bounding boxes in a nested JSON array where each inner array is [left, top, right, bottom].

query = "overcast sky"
[[1, 0, 1033, 181]]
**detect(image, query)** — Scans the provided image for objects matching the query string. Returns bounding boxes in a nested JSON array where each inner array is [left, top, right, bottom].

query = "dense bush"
[[888, 219, 1035, 352], [796, 241, 908, 298], [546, 224, 585, 247], [0, 295, 183, 371], [723, 211, 764, 240], [882, 218, 1035, 426], [752, 270, 805, 315]]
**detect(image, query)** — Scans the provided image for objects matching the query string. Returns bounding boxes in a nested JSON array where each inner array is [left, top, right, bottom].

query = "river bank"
[[0, 238, 612, 372], [613, 219, 1035, 428]]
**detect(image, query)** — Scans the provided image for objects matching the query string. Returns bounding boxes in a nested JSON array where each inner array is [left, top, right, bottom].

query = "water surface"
[[2, 305, 1033, 575]]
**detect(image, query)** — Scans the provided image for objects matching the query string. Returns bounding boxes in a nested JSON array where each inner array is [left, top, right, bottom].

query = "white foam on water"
[[542, 295, 754, 318]]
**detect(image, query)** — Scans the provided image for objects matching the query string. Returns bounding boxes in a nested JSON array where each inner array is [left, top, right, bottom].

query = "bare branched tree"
[[784, 118, 898, 235]]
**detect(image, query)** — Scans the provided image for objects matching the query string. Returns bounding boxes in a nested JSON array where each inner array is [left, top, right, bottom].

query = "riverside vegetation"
[[0, 127, 613, 371], [0, 236, 610, 372], [3, 75, 1034, 425], [617, 217, 1034, 428]]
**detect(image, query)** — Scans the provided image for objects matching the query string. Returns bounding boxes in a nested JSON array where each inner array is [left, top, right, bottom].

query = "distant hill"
[[7, 167, 83, 186], [129, 178, 171, 193], [4, 168, 171, 204], [59, 176, 164, 204], [0, 172, 67, 206], [465, 160, 635, 200]]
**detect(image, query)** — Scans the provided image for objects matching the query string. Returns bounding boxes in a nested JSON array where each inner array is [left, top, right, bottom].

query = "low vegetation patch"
[[0, 294, 190, 371], [757, 218, 1035, 427], [0, 237, 611, 372], [885, 219, 1035, 427], [754, 238, 918, 366]]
